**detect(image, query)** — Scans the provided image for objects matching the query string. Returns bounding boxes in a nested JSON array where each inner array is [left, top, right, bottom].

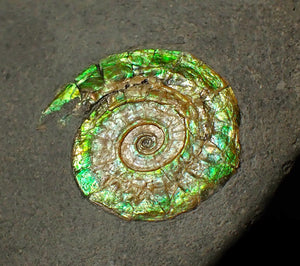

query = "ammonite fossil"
[[41, 49, 240, 221]]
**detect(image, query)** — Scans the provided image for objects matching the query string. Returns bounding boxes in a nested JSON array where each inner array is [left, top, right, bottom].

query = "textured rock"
[[0, 0, 299, 265]]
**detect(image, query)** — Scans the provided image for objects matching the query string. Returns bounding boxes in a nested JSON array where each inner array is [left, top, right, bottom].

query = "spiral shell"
[[42, 49, 240, 221]]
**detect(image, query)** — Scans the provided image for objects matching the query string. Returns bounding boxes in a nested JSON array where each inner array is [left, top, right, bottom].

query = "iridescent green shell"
[[41, 49, 240, 221]]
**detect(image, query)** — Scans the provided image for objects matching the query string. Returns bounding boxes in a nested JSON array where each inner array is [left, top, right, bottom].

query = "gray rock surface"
[[0, 0, 299, 265]]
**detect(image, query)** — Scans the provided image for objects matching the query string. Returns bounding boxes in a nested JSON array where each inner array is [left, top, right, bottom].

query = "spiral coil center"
[[120, 122, 165, 170], [117, 101, 186, 172], [136, 134, 157, 154]]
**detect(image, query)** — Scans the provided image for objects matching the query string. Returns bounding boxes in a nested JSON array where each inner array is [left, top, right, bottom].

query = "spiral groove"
[[43, 49, 240, 221]]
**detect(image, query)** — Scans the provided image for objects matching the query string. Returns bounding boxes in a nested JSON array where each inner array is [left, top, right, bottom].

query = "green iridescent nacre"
[[42, 49, 240, 221]]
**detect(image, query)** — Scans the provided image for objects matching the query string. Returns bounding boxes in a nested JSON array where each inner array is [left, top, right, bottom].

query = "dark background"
[[1, 1, 299, 265], [217, 155, 300, 265]]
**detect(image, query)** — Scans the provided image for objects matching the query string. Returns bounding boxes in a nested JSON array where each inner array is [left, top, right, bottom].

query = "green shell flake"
[[41, 49, 240, 221]]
